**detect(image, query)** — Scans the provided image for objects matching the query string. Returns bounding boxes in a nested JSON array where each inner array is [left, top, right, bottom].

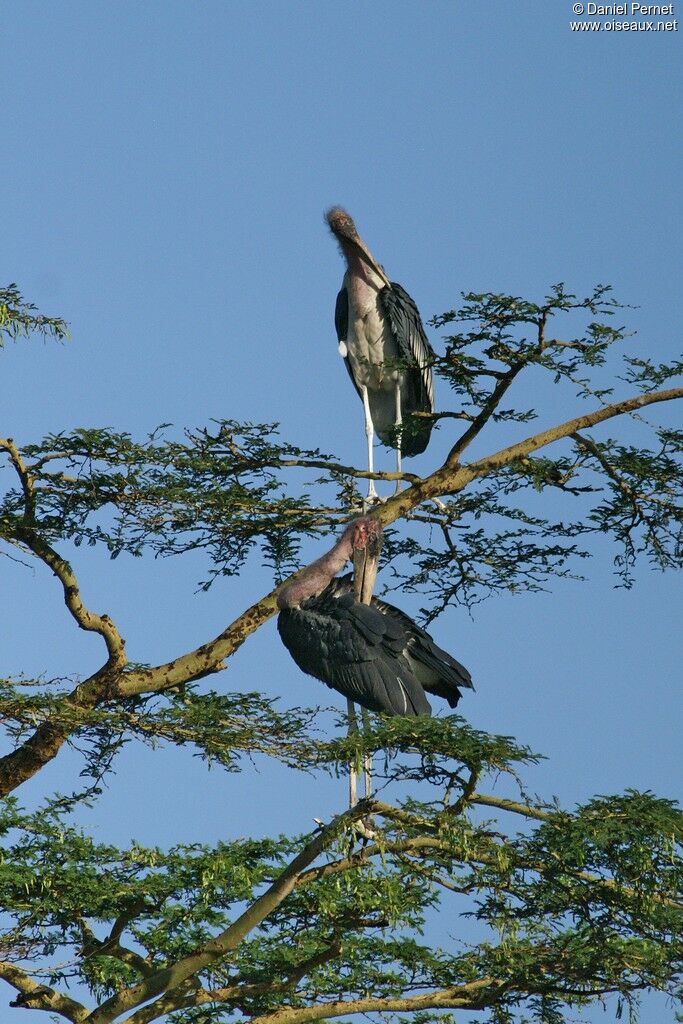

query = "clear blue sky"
[[2, 3, 681, 1021]]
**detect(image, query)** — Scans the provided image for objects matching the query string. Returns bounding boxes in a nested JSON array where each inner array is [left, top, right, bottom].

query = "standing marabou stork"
[[277, 518, 473, 802], [326, 207, 436, 500]]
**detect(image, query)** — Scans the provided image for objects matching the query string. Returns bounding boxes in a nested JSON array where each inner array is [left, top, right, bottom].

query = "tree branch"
[[246, 977, 501, 1024], [446, 361, 528, 466], [0, 657, 127, 796], [465, 387, 683, 482], [572, 431, 638, 499], [296, 836, 450, 886], [117, 585, 283, 696], [78, 915, 155, 979], [247, 454, 422, 485], [98, 939, 347, 1024], [0, 522, 127, 795], [0, 440, 126, 662], [470, 792, 554, 822], [86, 801, 378, 1024], [0, 961, 88, 1022], [12, 525, 126, 664], [0, 438, 36, 522], [370, 385, 683, 525]]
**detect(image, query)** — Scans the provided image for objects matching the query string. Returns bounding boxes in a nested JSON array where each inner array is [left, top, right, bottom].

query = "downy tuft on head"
[[325, 206, 359, 241]]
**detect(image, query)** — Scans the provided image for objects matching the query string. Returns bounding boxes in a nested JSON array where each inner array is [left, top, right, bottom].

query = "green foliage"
[[433, 283, 628, 400], [0, 737, 679, 1022], [1, 422, 344, 587], [316, 714, 542, 789], [576, 428, 683, 585], [0, 284, 69, 347], [0, 284, 681, 1023], [0, 679, 319, 790]]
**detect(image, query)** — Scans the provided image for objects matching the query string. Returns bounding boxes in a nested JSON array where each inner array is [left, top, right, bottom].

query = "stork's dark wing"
[[277, 593, 431, 716], [333, 284, 363, 402], [324, 576, 473, 709], [372, 594, 473, 708], [379, 282, 435, 455], [379, 282, 435, 411]]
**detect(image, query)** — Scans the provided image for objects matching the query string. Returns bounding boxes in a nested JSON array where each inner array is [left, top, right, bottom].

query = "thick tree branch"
[[0, 656, 127, 796], [246, 977, 501, 1024], [470, 792, 554, 822], [117, 585, 283, 696], [12, 525, 126, 663], [123, 941, 345, 1024], [0, 961, 88, 1022], [370, 385, 683, 525], [86, 801, 378, 1024], [78, 916, 155, 979], [118, 987, 199, 1024], [0, 438, 36, 521], [0, 521, 127, 795], [446, 361, 528, 465], [3, 440, 125, 658], [464, 387, 683, 481]]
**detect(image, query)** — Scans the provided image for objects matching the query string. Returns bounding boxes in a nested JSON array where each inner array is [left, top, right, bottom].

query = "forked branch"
[[85, 800, 378, 1024], [0, 961, 88, 1023]]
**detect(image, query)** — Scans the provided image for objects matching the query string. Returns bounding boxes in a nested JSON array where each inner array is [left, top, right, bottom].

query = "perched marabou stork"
[[277, 518, 472, 804], [326, 207, 436, 500], [277, 518, 473, 762]]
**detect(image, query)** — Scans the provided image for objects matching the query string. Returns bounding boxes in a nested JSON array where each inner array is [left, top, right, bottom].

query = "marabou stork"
[[277, 518, 473, 801], [326, 207, 436, 500]]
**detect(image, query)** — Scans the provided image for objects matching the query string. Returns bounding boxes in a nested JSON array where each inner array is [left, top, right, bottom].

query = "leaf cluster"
[[0, 423, 347, 587], [0, 678, 319, 789], [0, 284, 69, 347], [432, 283, 629, 409]]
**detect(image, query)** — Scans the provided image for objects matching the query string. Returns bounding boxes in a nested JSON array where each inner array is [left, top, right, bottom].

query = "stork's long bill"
[[276, 517, 473, 719], [277, 517, 383, 610], [351, 519, 382, 605], [326, 207, 391, 288]]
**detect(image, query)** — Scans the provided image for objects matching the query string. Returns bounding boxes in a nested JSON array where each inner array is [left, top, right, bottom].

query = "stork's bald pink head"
[[347, 516, 383, 555], [277, 517, 383, 610]]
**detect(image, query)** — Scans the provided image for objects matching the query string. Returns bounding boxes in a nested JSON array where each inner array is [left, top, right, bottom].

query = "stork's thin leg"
[[394, 381, 403, 495], [347, 698, 358, 808], [361, 385, 378, 502], [361, 707, 373, 799]]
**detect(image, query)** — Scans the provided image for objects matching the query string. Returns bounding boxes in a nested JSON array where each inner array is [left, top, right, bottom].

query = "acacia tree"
[[0, 281, 681, 1024]]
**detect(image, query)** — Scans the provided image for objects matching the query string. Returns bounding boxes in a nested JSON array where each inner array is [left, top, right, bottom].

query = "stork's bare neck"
[[326, 207, 391, 294], [277, 518, 382, 609]]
